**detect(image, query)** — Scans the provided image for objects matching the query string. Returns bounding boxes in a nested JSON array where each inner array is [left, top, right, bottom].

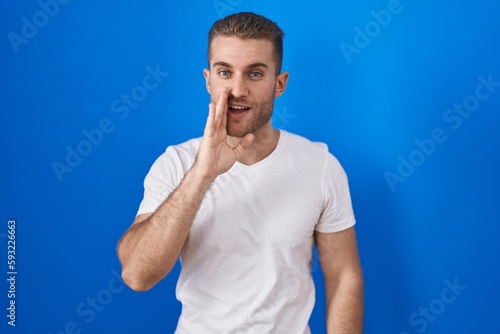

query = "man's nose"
[[228, 75, 249, 98]]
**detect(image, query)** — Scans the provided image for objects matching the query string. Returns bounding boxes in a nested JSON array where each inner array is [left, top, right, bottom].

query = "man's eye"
[[249, 72, 262, 78], [219, 70, 231, 77]]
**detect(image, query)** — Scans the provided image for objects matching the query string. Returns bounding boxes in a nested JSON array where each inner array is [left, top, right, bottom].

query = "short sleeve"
[[315, 153, 356, 233], [136, 145, 194, 216]]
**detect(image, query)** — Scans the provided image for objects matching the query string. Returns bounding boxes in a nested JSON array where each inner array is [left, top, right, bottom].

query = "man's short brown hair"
[[208, 12, 285, 75]]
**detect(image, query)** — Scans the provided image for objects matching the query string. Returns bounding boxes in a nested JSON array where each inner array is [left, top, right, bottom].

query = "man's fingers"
[[216, 87, 229, 129], [203, 103, 216, 137], [206, 87, 229, 138]]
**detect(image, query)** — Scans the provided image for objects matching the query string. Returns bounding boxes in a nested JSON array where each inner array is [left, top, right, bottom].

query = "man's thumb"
[[234, 133, 254, 155]]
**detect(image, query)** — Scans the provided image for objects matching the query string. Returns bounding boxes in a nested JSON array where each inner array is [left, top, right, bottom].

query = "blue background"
[[1, 0, 500, 333]]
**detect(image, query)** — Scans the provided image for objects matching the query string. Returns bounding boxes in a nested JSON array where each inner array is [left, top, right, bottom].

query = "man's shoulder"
[[166, 137, 202, 152], [281, 130, 329, 155], [280, 130, 345, 171], [151, 137, 201, 170], [161, 137, 201, 159]]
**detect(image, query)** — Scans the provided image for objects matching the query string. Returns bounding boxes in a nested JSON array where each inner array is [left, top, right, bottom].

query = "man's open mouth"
[[228, 105, 250, 117]]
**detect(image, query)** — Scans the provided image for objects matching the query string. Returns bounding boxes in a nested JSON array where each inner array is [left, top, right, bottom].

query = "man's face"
[[204, 36, 288, 138]]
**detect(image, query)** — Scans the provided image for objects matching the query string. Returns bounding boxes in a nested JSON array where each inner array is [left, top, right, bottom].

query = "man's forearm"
[[118, 87, 255, 291], [117, 165, 214, 291], [326, 274, 364, 334]]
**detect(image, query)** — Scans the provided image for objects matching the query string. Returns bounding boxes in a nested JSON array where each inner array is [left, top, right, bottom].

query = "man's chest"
[[187, 168, 323, 255]]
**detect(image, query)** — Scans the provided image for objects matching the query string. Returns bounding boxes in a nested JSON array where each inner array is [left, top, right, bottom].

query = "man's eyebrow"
[[211, 61, 269, 69], [247, 62, 269, 69], [212, 61, 232, 68]]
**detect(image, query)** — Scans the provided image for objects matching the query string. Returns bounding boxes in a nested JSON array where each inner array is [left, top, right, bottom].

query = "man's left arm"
[[315, 226, 364, 334]]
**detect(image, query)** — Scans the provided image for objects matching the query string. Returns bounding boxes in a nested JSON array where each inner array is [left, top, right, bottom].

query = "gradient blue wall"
[[1, 1, 499, 333]]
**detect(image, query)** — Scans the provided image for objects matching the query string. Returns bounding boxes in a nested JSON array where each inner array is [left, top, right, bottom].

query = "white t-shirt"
[[137, 130, 356, 334]]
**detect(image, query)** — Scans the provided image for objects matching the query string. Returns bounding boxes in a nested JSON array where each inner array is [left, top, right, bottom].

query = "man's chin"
[[227, 129, 250, 138], [226, 115, 272, 138]]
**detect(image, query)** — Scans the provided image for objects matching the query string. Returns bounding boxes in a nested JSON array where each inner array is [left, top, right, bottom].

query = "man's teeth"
[[229, 106, 248, 110]]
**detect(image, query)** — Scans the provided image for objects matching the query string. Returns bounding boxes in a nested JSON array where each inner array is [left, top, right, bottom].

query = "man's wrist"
[[186, 163, 217, 193]]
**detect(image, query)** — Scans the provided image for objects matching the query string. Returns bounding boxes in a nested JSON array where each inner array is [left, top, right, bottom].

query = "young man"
[[117, 12, 363, 333]]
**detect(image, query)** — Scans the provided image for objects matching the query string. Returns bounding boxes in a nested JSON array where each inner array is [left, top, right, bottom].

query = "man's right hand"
[[119, 91, 255, 291], [193, 87, 254, 180]]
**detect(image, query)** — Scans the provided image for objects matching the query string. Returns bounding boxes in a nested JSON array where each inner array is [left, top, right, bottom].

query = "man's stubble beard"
[[226, 95, 275, 138]]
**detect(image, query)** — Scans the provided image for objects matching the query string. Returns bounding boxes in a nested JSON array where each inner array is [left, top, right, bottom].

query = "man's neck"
[[227, 125, 280, 166]]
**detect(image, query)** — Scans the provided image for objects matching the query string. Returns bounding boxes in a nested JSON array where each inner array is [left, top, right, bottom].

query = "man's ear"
[[275, 71, 289, 98], [203, 68, 211, 94]]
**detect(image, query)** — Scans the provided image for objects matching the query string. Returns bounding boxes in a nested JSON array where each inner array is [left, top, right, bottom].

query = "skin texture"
[[116, 36, 363, 332], [316, 228, 364, 334], [203, 37, 289, 164]]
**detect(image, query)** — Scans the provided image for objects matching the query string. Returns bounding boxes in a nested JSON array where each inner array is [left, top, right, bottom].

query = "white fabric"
[[137, 130, 356, 333]]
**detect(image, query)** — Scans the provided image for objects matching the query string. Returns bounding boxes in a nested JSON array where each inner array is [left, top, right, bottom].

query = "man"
[[117, 12, 363, 333]]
